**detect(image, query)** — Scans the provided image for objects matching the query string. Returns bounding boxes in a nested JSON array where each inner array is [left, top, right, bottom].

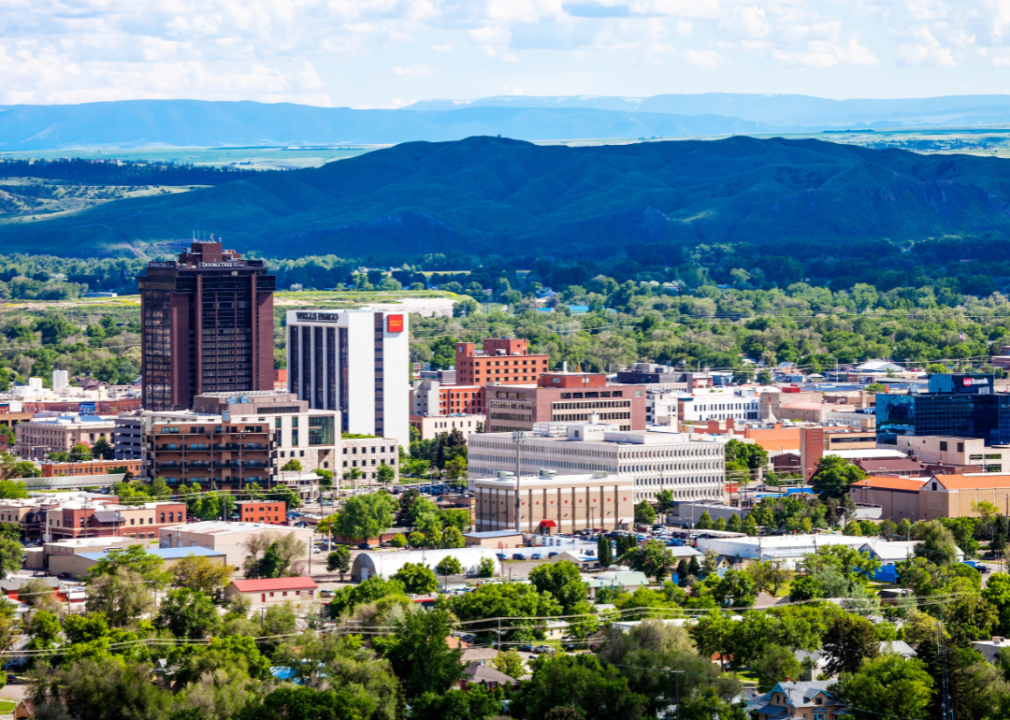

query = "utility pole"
[[512, 431, 526, 533]]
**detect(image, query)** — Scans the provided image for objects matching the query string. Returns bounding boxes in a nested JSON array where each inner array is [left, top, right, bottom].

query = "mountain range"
[[4, 94, 1010, 151], [3, 134, 1010, 259]]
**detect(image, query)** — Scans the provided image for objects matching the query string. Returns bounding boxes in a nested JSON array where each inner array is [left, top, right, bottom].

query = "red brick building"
[[46, 500, 188, 540], [41, 459, 142, 477], [485, 373, 647, 433], [455, 339, 550, 386], [441, 385, 484, 414], [236, 500, 286, 524]]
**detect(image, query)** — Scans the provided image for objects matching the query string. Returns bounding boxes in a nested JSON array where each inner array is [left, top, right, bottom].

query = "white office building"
[[679, 387, 763, 423], [467, 419, 727, 503], [52, 370, 69, 390], [286, 310, 409, 448]]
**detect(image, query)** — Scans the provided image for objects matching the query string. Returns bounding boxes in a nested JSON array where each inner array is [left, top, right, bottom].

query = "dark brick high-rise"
[[139, 241, 276, 411]]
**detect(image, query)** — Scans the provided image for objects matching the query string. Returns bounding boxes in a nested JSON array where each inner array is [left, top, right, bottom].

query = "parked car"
[[978, 564, 990, 573], [357, 543, 373, 550], [532, 645, 554, 654], [530, 553, 543, 560], [57, 573, 69, 579], [511, 553, 525, 561], [517, 644, 533, 652], [497, 553, 508, 561], [548, 552, 559, 559]]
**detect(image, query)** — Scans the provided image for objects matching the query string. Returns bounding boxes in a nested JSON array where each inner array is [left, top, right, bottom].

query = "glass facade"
[[877, 374, 1010, 446], [914, 393, 1010, 446]]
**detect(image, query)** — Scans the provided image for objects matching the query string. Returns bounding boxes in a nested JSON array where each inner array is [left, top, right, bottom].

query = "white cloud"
[[0, 0, 1008, 108], [392, 64, 436, 77], [683, 48, 726, 66]]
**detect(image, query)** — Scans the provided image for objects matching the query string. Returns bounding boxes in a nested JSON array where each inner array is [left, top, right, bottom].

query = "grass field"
[[0, 699, 17, 713]]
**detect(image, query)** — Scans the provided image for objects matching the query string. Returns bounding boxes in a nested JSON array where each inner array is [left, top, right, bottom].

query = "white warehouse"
[[350, 547, 502, 582], [467, 418, 728, 503]]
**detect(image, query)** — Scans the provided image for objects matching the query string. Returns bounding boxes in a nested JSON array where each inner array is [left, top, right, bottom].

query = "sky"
[[2, 0, 1009, 108]]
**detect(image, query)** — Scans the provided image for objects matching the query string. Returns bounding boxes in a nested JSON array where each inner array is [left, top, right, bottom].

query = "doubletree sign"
[[387, 314, 404, 333]]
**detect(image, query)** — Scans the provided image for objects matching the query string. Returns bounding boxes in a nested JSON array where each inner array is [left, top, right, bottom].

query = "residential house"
[[752, 681, 846, 720], [459, 661, 520, 691]]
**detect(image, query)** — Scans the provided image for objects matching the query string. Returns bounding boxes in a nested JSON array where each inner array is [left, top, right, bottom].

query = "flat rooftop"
[[78, 546, 225, 562], [160, 520, 296, 535]]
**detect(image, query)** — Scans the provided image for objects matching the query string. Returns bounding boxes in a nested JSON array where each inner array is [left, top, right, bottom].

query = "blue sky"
[[1, 0, 1007, 107]]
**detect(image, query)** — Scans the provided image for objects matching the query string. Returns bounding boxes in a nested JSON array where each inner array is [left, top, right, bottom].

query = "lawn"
[[0, 699, 17, 713]]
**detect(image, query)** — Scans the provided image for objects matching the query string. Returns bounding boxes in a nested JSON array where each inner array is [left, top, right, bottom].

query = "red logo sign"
[[387, 314, 404, 333]]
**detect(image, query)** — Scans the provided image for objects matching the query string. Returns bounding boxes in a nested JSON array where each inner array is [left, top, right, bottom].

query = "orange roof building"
[[853, 471, 1010, 523], [850, 475, 928, 523]]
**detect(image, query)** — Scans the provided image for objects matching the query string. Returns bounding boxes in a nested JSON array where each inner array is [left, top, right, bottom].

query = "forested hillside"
[[3, 135, 1010, 259]]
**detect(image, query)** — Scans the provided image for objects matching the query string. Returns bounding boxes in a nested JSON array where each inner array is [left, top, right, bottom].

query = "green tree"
[[376, 462, 395, 484], [477, 556, 495, 578], [68, 442, 93, 461], [444, 582, 561, 642], [0, 537, 23, 577], [493, 648, 526, 679], [90, 436, 114, 460], [914, 520, 961, 566], [835, 654, 934, 720], [622, 540, 676, 583], [170, 553, 233, 596], [25, 609, 62, 652], [511, 653, 650, 720], [326, 546, 351, 580], [328, 577, 407, 617], [983, 572, 1010, 635], [726, 514, 743, 533], [279, 458, 302, 472], [389, 533, 407, 548], [695, 511, 713, 530], [0, 479, 29, 499], [435, 555, 463, 578], [411, 686, 502, 720], [745, 559, 792, 597], [157, 588, 220, 639], [529, 561, 588, 612], [634, 500, 656, 524], [711, 569, 758, 608], [391, 562, 438, 594], [753, 643, 803, 692], [242, 531, 307, 579], [333, 492, 397, 541], [377, 608, 463, 699], [810, 455, 866, 501], [441, 526, 465, 549], [822, 614, 879, 676]]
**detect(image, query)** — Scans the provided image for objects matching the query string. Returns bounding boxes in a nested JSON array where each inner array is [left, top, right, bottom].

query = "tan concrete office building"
[[849, 476, 928, 523], [897, 435, 1010, 473], [158, 521, 314, 568], [920, 474, 1010, 521], [472, 469, 634, 534]]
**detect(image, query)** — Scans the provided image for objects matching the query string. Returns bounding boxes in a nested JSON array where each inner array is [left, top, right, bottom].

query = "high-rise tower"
[[139, 241, 276, 411]]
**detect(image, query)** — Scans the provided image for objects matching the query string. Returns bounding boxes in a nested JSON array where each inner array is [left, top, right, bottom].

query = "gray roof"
[[463, 530, 523, 538], [462, 661, 519, 687], [770, 681, 835, 708]]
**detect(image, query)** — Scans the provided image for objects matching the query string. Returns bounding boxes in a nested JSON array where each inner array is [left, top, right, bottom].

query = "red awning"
[[539, 520, 557, 528]]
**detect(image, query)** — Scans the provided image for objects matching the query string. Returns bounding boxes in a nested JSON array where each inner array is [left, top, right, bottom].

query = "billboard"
[[387, 314, 404, 333]]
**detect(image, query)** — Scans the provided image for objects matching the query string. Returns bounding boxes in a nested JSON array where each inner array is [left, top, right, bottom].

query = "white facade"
[[468, 421, 727, 503], [52, 370, 68, 390], [679, 387, 762, 423], [696, 533, 874, 568], [350, 547, 502, 582], [286, 310, 409, 448], [646, 386, 680, 426]]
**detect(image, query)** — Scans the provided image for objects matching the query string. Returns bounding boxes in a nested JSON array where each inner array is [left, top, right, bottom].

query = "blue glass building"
[[876, 374, 1010, 446]]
